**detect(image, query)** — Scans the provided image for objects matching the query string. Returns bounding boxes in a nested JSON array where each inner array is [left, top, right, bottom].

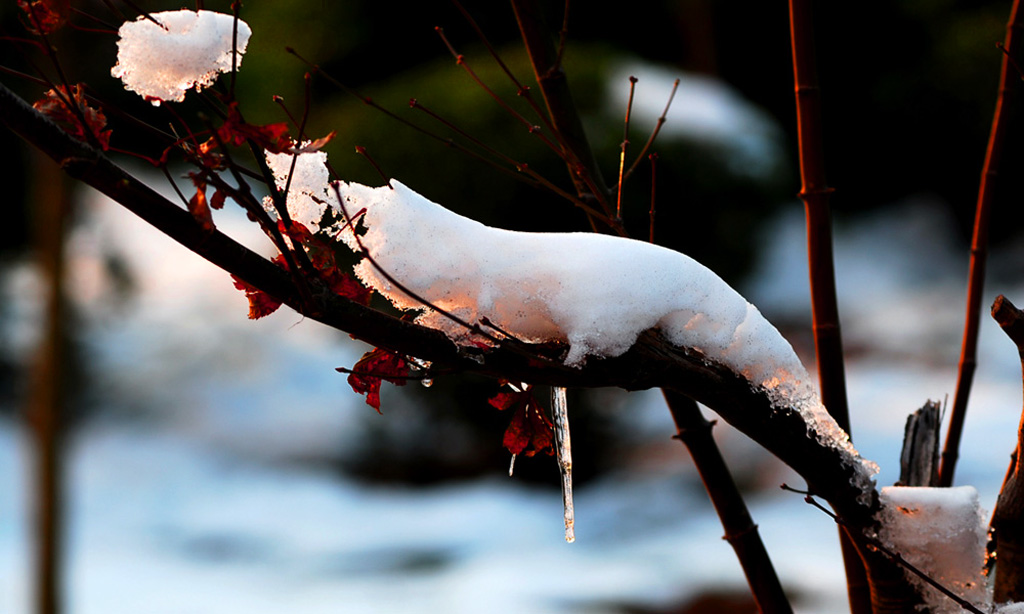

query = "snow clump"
[[333, 180, 877, 481], [878, 486, 988, 613], [111, 10, 251, 105], [263, 149, 331, 229]]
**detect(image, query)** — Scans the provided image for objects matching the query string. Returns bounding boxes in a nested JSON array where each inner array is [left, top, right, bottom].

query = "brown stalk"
[[664, 392, 793, 614], [939, 0, 1024, 487], [786, 1, 867, 612], [990, 294, 1024, 602]]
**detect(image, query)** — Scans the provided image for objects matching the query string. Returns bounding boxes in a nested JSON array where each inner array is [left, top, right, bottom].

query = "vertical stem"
[[787, 2, 869, 612], [664, 391, 793, 614], [939, 0, 1024, 487], [28, 150, 68, 614]]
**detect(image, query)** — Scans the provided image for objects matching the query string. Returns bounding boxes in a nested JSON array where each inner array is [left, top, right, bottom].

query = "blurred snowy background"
[[4, 1, 1024, 613]]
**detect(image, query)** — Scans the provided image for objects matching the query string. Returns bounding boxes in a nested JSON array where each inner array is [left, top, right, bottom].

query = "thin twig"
[[623, 78, 679, 183], [616, 76, 637, 221], [286, 47, 585, 200], [648, 153, 658, 244], [354, 145, 390, 184], [434, 26, 563, 156]]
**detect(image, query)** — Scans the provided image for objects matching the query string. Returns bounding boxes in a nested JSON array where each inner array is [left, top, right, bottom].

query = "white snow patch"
[[111, 10, 251, 105], [334, 180, 878, 483], [263, 149, 331, 228], [878, 485, 989, 613]]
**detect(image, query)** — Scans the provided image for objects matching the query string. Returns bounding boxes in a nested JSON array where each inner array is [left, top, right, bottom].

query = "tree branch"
[[664, 391, 793, 614], [0, 77, 924, 611]]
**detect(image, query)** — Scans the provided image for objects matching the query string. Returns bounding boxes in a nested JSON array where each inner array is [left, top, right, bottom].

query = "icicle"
[[551, 386, 575, 543], [508, 453, 516, 477]]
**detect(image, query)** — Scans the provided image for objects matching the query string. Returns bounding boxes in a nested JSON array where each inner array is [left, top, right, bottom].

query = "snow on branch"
[[331, 179, 878, 489], [111, 10, 252, 105]]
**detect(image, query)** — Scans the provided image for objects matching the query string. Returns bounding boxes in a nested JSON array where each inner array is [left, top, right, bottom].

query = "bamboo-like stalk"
[[786, 2, 869, 612], [664, 392, 793, 614], [939, 0, 1024, 488]]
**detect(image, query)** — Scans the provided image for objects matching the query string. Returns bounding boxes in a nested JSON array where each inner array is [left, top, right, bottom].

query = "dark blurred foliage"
[[2, 0, 1023, 483]]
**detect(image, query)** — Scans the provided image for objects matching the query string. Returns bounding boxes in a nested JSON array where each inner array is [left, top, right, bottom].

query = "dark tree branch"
[[940, 0, 1024, 488], [664, 391, 793, 614]]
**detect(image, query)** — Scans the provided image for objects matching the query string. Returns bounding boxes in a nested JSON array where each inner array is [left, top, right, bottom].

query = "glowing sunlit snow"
[[333, 180, 876, 483], [111, 10, 251, 105], [878, 485, 988, 614], [264, 150, 331, 228]]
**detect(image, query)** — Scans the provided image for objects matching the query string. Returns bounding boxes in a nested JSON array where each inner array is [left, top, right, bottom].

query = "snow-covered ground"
[[2, 178, 1022, 614]]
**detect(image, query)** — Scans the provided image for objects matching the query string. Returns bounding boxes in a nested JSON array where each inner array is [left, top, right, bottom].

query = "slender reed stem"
[[939, 0, 1024, 487], [787, 1, 867, 612]]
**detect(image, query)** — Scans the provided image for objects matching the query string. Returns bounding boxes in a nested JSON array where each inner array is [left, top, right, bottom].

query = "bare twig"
[[616, 76, 637, 221], [648, 153, 658, 244], [623, 78, 679, 184], [435, 26, 563, 156], [940, 0, 1024, 487]]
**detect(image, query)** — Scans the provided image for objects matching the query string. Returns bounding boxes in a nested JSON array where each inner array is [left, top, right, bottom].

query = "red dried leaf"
[[326, 270, 372, 306], [345, 348, 410, 413], [276, 220, 371, 305], [210, 189, 228, 210], [187, 179, 216, 233], [216, 102, 292, 153], [230, 275, 282, 319], [18, 0, 69, 35], [288, 131, 337, 154], [489, 389, 554, 457], [33, 84, 111, 150]]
